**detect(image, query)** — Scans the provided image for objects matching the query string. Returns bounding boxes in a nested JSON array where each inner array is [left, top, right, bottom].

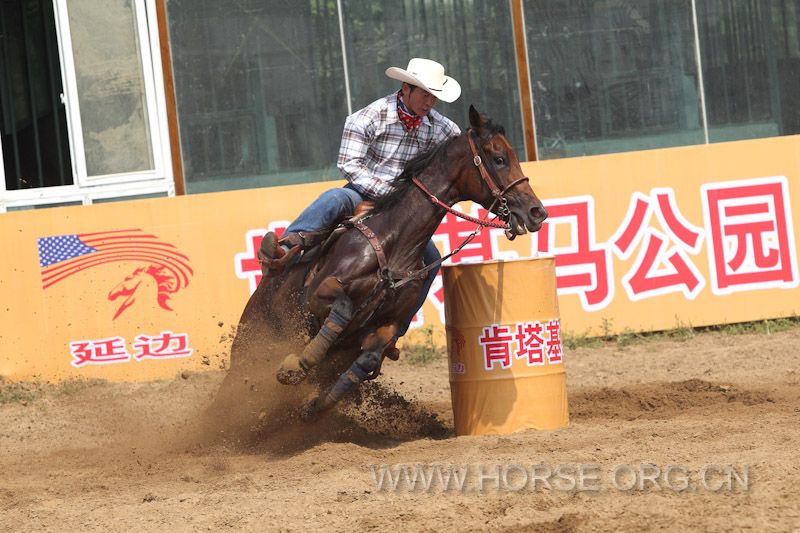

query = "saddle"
[[276, 200, 400, 361], [259, 201, 375, 278]]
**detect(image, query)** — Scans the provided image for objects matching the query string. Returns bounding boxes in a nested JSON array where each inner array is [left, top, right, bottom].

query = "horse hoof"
[[298, 398, 320, 422], [276, 353, 307, 385]]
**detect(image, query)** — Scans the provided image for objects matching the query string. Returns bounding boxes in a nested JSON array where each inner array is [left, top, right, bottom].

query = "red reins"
[[412, 128, 529, 230]]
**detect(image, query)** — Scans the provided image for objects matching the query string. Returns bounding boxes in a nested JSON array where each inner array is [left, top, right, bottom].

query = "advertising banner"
[[1, 135, 798, 381]]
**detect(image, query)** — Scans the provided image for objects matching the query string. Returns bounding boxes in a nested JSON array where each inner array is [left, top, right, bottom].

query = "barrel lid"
[[441, 254, 555, 269]]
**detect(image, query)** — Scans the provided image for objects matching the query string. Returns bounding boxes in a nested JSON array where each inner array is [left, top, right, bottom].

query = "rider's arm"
[[337, 109, 377, 192]]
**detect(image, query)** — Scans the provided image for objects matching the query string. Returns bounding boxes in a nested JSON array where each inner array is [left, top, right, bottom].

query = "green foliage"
[[562, 329, 603, 350], [563, 314, 800, 349], [0, 382, 38, 404], [0, 377, 107, 405], [703, 315, 800, 336], [403, 325, 446, 366], [665, 317, 696, 341], [600, 317, 614, 337], [614, 328, 640, 347], [55, 378, 104, 397]]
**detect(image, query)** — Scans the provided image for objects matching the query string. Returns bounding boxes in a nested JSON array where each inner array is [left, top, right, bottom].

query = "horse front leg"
[[276, 276, 353, 385], [300, 323, 398, 420]]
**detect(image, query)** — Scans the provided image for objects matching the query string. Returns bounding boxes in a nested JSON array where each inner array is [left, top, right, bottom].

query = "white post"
[[336, 0, 353, 116], [691, 0, 710, 144]]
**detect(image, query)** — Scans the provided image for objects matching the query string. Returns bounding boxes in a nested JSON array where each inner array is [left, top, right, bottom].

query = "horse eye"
[[493, 156, 505, 166]]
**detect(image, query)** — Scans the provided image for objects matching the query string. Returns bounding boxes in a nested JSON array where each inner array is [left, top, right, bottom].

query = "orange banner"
[[1, 135, 798, 381]]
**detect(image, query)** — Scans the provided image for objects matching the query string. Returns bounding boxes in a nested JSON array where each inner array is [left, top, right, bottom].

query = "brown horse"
[[220, 106, 547, 424]]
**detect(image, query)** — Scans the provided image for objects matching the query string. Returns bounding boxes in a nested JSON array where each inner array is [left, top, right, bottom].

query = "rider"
[[258, 57, 462, 357]]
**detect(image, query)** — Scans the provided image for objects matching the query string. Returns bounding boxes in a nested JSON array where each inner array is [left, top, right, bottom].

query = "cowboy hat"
[[385, 58, 461, 103]]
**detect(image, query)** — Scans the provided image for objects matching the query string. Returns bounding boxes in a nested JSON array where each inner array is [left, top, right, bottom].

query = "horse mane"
[[373, 118, 506, 212]]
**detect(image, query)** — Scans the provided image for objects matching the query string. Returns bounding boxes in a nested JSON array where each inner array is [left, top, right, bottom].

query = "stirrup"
[[258, 232, 283, 277], [259, 247, 301, 278], [258, 232, 300, 278]]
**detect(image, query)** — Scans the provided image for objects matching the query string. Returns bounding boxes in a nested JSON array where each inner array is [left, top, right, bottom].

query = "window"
[[698, 0, 800, 142], [167, 0, 347, 194], [1, 0, 72, 191], [167, 0, 525, 194], [340, 0, 525, 158], [66, 0, 157, 178], [1, 0, 173, 212], [524, 0, 705, 159]]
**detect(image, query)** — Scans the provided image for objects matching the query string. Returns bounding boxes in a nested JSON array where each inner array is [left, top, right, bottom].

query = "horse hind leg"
[[276, 277, 353, 385], [301, 324, 398, 420]]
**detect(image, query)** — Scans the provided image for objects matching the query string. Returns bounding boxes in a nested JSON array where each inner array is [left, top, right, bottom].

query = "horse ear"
[[469, 104, 483, 131]]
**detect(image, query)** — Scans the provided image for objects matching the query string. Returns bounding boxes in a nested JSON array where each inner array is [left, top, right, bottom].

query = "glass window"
[[0, 0, 72, 190], [167, 0, 347, 194], [697, 0, 800, 142], [524, 0, 704, 159], [68, 0, 154, 176], [341, 0, 526, 158]]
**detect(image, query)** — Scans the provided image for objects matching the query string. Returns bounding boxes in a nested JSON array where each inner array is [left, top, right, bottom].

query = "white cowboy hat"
[[385, 58, 461, 103]]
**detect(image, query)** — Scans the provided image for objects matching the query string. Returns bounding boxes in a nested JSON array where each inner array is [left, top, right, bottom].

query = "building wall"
[[166, 0, 800, 192]]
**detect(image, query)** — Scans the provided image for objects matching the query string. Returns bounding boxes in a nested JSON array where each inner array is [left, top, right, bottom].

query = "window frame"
[[0, 0, 174, 212]]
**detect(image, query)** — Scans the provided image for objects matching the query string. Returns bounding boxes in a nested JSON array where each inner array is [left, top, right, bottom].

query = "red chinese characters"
[[515, 321, 545, 366], [546, 320, 563, 363], [478, 324, 514, 370], [70, 336, 130, 367], [70, 332, 193, 368], [702, 177, 798, 293], [132, 331, 193, 360], [535, 197, 613, 311], [611, 189, 705, 300], [479, 320, 563, 370]]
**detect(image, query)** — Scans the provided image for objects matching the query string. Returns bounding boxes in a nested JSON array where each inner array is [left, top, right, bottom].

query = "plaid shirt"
[[338, 92, 461, 199]]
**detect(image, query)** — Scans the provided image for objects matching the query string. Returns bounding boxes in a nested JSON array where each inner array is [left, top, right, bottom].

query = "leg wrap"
[[299, 297, 353, 369], [316, 368, 363, 412], [354, 349, 382, 376], [316, 351, 379, 412], [315, 348, 382, 412]]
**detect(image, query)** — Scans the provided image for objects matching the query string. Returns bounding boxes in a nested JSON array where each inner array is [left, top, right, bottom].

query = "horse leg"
[[276, 276, 352, 385], [300, 323, 398, 420]]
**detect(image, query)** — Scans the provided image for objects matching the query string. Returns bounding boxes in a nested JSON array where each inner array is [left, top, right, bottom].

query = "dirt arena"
[[2, 325, 800, 531]]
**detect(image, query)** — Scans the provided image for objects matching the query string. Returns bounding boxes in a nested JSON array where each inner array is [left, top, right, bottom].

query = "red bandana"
[[397, 93, 422, 132]]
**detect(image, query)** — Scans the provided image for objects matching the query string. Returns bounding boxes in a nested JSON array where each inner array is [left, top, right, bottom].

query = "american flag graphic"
[[38, 229, 193, 290]]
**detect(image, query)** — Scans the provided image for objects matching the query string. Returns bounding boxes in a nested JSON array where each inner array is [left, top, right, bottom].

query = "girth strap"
[[353, 220, 388, 273]]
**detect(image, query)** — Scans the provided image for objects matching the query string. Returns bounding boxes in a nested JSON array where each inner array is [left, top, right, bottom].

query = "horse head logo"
[[37, 229, 192, 320], [108, 264, 184, 320]]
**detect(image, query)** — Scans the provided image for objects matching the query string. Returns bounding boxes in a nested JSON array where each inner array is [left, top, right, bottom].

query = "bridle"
[[351, 127, 532, 291], [411, 128, 530, 229]]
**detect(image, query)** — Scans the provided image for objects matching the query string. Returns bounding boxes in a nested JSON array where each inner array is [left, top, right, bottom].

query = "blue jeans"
[[286, 186, 440, 338]]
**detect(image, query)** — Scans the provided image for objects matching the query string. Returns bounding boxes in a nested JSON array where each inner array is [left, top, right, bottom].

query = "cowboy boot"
[[258, 232, 302, 278], [257, 232, 285, 278], [259, 230, 330, 279]]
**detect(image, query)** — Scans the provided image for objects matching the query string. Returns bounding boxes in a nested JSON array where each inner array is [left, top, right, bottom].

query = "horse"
[[216, 105, 548, 427]]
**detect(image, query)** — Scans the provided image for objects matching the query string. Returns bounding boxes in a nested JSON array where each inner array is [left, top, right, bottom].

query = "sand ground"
[[2, 327, 800, 531]]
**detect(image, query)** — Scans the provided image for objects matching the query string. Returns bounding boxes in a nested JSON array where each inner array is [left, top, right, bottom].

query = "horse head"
[[461, 105, 548, 238]]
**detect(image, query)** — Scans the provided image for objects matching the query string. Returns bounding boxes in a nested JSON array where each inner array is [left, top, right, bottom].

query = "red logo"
[[38, 229, 193, 320]]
